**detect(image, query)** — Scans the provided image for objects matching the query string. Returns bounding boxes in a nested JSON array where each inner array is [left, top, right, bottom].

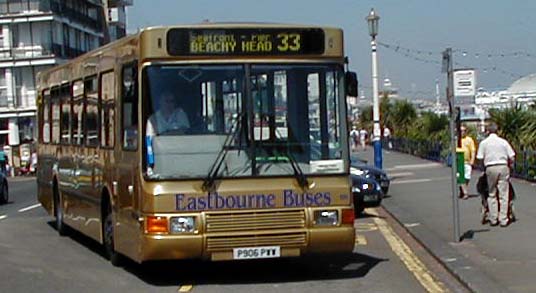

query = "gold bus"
[[36, 23, 358, 265]]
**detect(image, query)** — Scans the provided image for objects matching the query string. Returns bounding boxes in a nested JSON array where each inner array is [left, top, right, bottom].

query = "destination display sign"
[[167, 28, 325, 56]]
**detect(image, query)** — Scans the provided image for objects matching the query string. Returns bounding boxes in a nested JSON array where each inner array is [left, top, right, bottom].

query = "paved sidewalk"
[[357, 148, 536, 293]]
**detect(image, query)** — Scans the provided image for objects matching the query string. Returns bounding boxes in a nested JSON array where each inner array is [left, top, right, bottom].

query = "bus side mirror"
[[345, 71, 358, 97]]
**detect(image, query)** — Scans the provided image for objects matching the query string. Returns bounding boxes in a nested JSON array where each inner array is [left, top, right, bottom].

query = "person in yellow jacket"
[[460, 125, 476, 199]]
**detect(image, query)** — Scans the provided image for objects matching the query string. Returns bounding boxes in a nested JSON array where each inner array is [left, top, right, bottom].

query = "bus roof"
[[37, 23, 344, 89]]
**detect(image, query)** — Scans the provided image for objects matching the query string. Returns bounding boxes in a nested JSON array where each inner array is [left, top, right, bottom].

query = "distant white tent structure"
[[505, 73, 536, 105]]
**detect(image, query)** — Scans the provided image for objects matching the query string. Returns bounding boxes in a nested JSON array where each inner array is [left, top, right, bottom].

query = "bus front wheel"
[[103, 201, 122, 266]]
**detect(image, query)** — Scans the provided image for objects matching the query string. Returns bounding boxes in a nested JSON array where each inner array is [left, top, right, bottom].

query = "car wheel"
[[54, 184, 68, 236], [0, 181, 7, 204], [103, 203, 122, 266], [354, 206, 365, 216]]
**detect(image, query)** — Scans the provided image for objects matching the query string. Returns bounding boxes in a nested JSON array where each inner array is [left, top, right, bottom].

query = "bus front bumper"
[[139, 226, 355, 262]]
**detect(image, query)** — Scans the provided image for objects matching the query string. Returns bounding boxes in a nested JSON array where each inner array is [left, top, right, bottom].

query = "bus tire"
[[102, 198, 122, 267], [53, 182, 68, 236]]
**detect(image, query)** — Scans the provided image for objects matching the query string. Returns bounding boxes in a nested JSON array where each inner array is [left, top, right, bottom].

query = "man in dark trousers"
[[476, 123, 516, 227]]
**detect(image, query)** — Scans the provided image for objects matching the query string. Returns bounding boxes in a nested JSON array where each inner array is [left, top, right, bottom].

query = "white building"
[[104, 0, 132, 41], [0, 0, 131, 169]]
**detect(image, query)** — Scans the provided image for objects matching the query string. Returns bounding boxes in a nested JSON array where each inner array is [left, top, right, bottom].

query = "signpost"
[[443, 48, 461, 242]]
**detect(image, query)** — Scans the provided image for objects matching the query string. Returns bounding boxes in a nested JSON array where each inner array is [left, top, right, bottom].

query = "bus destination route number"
[[167, 28, 325, 56]]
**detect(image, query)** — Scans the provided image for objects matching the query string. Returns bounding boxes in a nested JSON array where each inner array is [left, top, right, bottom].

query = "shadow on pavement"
[[47, 220, 388, 287], [461, 229, 490, 241], [47, 221, 109, 260], [124, 253, 387, 286]]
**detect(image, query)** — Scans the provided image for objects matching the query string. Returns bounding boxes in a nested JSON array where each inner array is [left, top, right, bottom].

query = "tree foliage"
[[488, 104, 531, 148]]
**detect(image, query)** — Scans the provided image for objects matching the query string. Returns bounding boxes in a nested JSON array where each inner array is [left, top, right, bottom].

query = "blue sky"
[[127, 0, 536, 99]]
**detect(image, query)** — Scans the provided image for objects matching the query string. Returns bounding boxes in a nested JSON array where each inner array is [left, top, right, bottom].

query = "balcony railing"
[[0, 44, 87, 61], [0, 92, 37, 109], [1, 0, 103, 32]]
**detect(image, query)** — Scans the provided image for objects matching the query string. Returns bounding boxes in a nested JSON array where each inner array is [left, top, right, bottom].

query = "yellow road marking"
[[370, 209, 446, 293], [178, 285, 193, 292], [355, 222, 378, 232], [355, 234, 367, 245]]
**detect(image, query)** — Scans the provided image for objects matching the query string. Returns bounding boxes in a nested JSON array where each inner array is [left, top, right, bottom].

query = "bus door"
[[56, 83, 80, 229], [114, 63, 139, 258]]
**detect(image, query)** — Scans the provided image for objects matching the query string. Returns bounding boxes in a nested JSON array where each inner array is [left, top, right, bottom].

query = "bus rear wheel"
[[103, 202, 122, 266], [54, 184, 68, 236]]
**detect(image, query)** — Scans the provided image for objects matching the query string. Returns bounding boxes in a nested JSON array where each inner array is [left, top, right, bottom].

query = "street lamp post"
[[367, 8, 383, 169]]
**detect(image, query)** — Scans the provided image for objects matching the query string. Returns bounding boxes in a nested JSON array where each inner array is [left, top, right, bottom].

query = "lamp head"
[[366, 8, 380, 38]]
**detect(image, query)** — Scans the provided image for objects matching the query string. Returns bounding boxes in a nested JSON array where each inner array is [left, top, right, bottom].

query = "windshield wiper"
[[273, 128, 313, 190], [202, 113, 244, 191]]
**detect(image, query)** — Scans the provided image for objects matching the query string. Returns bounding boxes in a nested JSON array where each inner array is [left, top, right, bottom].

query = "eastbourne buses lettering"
[[167, 28, 325, 56], [175, 190, 332, 211]]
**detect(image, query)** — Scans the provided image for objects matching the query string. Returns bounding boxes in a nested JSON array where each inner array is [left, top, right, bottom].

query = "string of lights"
[[378, 41, 528, 79], [377, 41, 536, 60]]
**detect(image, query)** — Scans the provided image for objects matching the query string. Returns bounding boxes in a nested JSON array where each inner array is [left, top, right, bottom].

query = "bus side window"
[[121, 62, 138, 150], [41, 89, 51, 144], [100, 71, 115, 148]]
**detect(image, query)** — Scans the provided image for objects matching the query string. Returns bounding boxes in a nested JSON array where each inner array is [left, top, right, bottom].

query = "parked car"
[[350, 155, 390, 194], [351, 173, 383, 215], [0, 172, 8, 204]]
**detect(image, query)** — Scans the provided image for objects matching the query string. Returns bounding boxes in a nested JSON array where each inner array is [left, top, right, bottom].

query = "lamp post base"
[[374, 140, 383, 169]]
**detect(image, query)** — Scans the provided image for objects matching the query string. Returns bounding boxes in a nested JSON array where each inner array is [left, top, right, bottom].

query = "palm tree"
[[358, 105, 373, 130], [519, 110, 536, 148], [390, 100, 417, 136], [380, 94, 393, 129], [488, 104, 530, 148]]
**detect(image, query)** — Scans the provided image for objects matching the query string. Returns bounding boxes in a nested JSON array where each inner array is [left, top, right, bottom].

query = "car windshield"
[[143, 63, 347, 180]]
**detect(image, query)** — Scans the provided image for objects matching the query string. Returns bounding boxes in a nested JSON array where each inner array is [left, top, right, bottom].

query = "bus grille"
[[206, 232, 307, 252], [205, 210, 306, 233]]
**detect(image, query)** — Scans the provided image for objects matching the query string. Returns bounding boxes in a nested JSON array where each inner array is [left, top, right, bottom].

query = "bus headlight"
[[170, 216, 196, 233], [314, 210, 339, 226]]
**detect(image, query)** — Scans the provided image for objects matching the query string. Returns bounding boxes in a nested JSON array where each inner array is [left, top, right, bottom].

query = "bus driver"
[[146, 91, 190, 136]]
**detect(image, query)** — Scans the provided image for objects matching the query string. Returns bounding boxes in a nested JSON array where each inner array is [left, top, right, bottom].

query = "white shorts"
[[464, 163, 472, 180]]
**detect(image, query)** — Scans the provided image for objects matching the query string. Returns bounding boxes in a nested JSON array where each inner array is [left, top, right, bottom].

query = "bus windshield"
[[143, 63, 345, 180]]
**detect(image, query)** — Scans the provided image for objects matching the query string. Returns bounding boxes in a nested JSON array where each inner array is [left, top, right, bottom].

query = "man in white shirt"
[[146, 91, 190, 136], [476, 123, 515, 227], [350, 126, 359, 152], [359, 128, 368, 151]]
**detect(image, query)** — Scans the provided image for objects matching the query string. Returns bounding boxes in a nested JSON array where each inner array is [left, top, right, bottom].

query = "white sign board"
[[453, 69, 476, 97]]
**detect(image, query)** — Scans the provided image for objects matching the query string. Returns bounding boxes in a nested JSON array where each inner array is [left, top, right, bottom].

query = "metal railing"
[[389, 137, 445, 162], [0, 44, 86, 61], [388, 137, 536, 182]]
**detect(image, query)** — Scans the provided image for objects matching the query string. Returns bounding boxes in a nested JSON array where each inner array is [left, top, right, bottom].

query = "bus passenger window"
[[122, 62, 138, 150], [60, 84, 71, 145], [101, 71, 115, 148], [85, 77, 99, 147]]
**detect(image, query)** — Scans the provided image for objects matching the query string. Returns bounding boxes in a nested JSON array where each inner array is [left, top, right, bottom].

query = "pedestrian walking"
[[459, 125, 476, 199], [350, 126, 359, 152], [476, 123, 516, 227], [383, 126, 392, 149], [0, 150, 6, 176], [359, 127, 368, 151]]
